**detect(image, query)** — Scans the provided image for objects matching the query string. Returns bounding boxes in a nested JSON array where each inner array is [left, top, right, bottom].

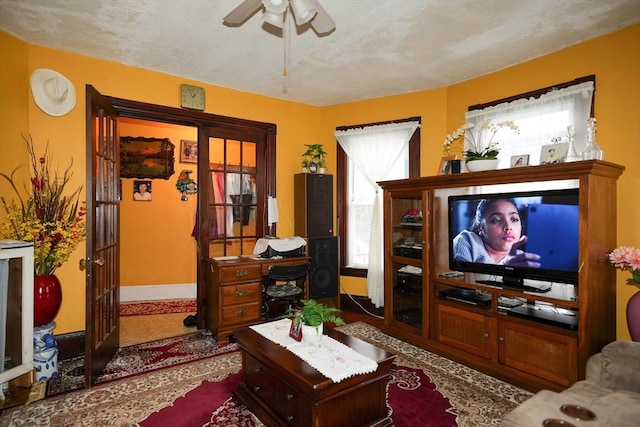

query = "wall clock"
[[180, 84, 205, 111]]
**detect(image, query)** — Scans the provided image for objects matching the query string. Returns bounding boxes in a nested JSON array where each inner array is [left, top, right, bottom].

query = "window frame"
[[336, 117, 421, 277]]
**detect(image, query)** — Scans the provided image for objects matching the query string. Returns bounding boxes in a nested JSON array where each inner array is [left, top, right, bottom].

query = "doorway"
[[85, 90, 277, 385], [118, 117, 199, 346]]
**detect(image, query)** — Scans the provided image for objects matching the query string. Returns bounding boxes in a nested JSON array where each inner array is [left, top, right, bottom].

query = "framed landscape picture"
[[120, 136, 175, 179]]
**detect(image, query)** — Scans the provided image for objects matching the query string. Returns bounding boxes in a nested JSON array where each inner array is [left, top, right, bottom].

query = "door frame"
[[103, 96, 276, 330]]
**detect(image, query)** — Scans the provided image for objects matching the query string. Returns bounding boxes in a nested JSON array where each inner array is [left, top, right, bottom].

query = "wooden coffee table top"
[[233, 324, 396, 392]]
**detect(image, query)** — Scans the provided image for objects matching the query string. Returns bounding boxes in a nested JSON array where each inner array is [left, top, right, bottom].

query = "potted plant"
[[290, 299, 345, 345], [301, 144, 327, 173], [444, 119, 519, 171]]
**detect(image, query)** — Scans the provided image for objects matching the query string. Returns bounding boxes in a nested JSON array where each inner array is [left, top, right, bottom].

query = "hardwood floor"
[[120, 312, 195, 346]]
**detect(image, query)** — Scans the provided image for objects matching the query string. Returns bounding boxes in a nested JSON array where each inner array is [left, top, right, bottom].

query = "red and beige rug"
[[119, 299, 196, 316], [3, 323, 532, 426]]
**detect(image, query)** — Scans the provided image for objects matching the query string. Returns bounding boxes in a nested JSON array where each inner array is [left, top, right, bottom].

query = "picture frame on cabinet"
[[510, 154, 530, 167], [439, 155, 459, 175], [180, 140, 198, 164], [540, 143, 569, 165]]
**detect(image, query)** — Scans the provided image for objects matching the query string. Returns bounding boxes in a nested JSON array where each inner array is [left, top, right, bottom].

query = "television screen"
[[448, 188, 580, 288]]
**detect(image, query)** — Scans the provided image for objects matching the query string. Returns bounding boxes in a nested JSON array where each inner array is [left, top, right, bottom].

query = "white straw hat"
[[30, 69, 76, 116]]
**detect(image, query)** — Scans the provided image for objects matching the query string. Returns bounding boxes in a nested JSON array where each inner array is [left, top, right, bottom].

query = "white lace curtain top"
[[250, 319, 378, 383]]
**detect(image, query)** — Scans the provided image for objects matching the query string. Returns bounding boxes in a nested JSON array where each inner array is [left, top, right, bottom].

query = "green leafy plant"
[[301, 144, 327, 170], [290, 299, 345, 328]]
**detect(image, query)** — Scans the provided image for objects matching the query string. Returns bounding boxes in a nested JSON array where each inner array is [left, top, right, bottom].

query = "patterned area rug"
[[120, 299, 196, 316], [2, 323, 532, 426], [46, 330, 232, 396]]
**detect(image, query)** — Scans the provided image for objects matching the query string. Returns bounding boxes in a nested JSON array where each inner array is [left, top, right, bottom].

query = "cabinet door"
[[389, 192, 424, 329], [499, 320, 577, 387], [435, 304, 494, 359]]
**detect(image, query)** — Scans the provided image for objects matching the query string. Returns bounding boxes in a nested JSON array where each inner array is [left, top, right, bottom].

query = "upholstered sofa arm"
[[591, 340, 640, 393]]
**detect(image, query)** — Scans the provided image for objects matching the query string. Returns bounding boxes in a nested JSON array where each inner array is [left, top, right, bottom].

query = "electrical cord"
[[339, 283, 384, 320]]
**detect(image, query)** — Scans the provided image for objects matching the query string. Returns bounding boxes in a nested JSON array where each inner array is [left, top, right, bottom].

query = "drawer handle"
[[236, 309, 248, 317], [236, 290, 248, 297], [484, 332, 489, 338], [287, 393, 294, 400], [236, 269, 249, 277], [254, 386, 261, 392], [255, 367, 263, 373], [288, 416, 294, 422]]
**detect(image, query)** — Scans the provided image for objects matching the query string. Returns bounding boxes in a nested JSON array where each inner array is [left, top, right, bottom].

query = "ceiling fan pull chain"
[[283, 8, 290, 76]]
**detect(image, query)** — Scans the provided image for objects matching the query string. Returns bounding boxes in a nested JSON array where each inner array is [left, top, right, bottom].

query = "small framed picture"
[[180, 140, 198, 164], [438, 155, 459, 175], [510, 155, 530, 168], [540, 143, 569, 165], [289, 318, 303, 342], [133, 180, 152, 201]]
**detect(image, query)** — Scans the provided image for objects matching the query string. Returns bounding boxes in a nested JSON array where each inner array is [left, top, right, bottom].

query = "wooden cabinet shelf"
[[379, 160, 623, 392]]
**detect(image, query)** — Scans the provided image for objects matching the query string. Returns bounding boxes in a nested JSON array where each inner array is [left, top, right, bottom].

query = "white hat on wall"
[[30, 68, 76, 116]]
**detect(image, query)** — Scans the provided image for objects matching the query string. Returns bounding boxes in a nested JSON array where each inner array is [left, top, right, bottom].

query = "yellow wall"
[[1, 24, 638, 339], [118, 119, 199, 287]]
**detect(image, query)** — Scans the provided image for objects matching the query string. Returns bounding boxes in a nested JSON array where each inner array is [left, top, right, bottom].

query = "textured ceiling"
[[1, 0, 639, 106]]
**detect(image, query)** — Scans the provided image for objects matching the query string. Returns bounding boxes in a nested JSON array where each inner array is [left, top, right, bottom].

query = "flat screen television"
[[448, 188, 580, 290]]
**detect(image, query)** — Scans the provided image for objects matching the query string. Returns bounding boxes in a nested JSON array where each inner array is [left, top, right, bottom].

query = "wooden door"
[[84, 85, 120, 387]]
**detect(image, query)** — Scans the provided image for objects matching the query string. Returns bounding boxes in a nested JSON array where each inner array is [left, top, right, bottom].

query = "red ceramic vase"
[[34, 274, 63, 327]]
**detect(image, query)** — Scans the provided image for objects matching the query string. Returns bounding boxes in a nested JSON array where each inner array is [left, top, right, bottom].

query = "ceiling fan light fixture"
[[262, 0, 288, 14], [289, 0, 317, 25], [263, 9, 285, 28]]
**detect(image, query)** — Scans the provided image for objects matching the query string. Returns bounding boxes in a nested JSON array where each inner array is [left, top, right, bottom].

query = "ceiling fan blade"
[[308, 0, 335, 35], [223, 0, 263, 25]]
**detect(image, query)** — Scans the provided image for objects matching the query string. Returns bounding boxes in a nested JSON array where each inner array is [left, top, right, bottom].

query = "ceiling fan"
[[223, 0, 336, 35]]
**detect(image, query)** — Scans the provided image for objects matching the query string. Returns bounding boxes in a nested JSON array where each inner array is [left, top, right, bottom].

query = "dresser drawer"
[[218, 264, 262, 283], [222, 282, 261, 305], [222, 302, 261, 326]]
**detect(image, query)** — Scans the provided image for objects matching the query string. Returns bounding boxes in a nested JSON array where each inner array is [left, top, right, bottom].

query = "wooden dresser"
[[205, 256, 309, 340]]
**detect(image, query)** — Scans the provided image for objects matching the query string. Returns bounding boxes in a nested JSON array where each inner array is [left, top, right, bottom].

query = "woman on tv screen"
[[453, 199, 541, 268]]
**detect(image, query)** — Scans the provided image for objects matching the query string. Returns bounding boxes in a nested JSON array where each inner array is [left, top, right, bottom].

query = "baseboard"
[[56, 331, 85, 360], [119, 283, 196, 302]]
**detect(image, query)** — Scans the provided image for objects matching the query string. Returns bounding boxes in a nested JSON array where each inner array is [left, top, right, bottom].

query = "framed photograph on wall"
[[438, 155, 459, 175], [120, 136, 175, 179], [133, 180, 152, 201], [180, 140, 198, 164], [510, 154, 530, 167], [540, 143, 569, 165]]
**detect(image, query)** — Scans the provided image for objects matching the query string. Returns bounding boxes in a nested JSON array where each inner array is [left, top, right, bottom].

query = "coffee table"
[[233, 324, 396, 427]]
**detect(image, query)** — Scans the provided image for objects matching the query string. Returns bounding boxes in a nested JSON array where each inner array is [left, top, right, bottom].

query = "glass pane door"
[[208, 137, 257, 257]]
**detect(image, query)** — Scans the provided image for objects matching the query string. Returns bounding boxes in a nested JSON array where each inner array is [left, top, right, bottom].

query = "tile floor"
[[120, 312, 196, 346]]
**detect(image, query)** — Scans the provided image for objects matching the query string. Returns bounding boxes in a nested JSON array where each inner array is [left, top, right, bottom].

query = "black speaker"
[[308, 236, 339, 299], [294, 173, 333, 237]]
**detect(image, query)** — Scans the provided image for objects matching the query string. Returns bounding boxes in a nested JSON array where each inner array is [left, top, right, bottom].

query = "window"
[[465, 76, 595, 168], [336, 118, 421, 278]]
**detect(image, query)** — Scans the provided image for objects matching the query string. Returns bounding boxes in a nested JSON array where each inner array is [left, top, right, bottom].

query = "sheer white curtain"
[[335, 121, 420, 308], [465, 81, 594, 167]]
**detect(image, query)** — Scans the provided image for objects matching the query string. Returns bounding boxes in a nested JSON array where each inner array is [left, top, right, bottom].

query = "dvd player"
[[507, 306, 578, 330], [439, 287, 492, 306]]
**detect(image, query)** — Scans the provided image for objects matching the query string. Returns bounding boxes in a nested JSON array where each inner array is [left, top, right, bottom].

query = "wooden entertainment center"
[[379, 160, 624, 392]]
